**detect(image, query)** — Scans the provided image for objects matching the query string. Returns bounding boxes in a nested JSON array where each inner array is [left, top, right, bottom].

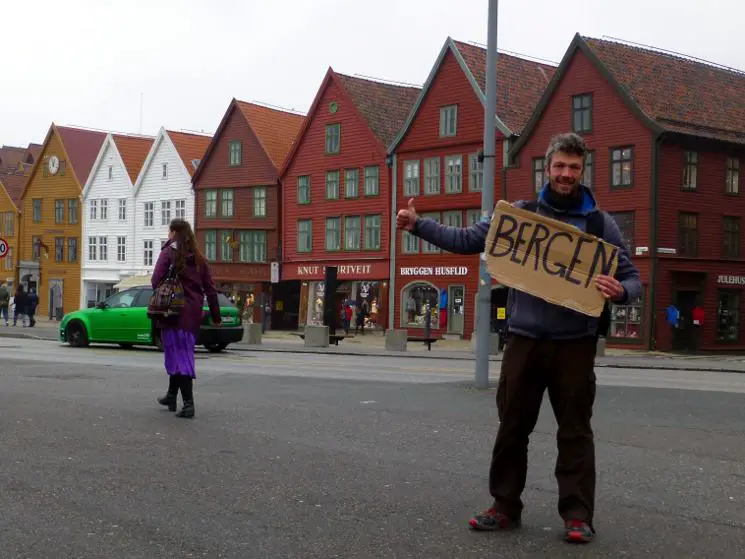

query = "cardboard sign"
[[484, 200, 619, 317]]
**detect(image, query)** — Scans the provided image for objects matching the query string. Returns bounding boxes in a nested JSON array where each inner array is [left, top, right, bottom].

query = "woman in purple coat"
[[152, 219, 221, 418]]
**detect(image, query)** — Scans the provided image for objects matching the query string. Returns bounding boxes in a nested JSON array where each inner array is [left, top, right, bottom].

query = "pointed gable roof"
[[112, 134, 154, 183], [334, 73, 421, 146], [56, 126, 107, 185], [0, 171, 28, 209], [167, 131, 212, 177], [235, 101, 305, 169]]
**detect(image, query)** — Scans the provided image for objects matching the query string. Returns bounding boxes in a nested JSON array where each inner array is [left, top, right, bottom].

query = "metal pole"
[[475, 0, 498, 389]]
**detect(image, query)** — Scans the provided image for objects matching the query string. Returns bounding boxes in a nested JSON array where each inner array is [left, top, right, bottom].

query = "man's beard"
[[550, 176, 578, 196]]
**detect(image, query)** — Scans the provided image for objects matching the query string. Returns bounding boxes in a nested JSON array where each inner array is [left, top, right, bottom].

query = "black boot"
[[175, 376, 195, 418], [157, 375, 178, 412]]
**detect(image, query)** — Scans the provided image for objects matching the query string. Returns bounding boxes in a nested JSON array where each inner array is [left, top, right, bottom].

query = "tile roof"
[[112, 134, 154, 183], [335, 73, 421, 146], [0, 171, 28, 207], [235, 101, 305, 170], [56, 126, 107, 185], [0, 145, 31, 171], [167, 131, 212, 177], [26, 143, 42, 161], [583, 36, 745, 143], [452, 40, 556, 135]]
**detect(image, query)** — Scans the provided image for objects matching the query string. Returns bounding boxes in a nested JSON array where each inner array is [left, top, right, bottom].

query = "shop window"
[[401, 282, 440, 328], [716, 290, 740, 342], [610, 295, 643, 339]]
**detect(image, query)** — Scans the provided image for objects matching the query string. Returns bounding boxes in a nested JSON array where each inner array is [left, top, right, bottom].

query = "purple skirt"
[[162, 328, 196, 378]]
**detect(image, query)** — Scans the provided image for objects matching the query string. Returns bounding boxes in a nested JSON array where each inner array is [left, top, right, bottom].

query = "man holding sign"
[[396, 133, 641, 544]]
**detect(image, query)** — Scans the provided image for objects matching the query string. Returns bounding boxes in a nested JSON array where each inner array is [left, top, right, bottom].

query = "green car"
[[59, 286, 244, 352]]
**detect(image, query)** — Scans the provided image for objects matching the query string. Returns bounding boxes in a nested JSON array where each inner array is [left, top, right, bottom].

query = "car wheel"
[[204, 343, 227, 353], [67, 321, 89, 348], [119, 343, 134, 349], [153, 329, 163, 352]]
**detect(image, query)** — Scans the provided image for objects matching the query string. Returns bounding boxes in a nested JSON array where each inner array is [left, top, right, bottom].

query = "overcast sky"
[[3, 0, 741, 147]]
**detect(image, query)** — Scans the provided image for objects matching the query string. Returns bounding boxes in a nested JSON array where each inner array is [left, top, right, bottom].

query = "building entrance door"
[[672, 290, 699, 351], [447, 285, 465, 335]]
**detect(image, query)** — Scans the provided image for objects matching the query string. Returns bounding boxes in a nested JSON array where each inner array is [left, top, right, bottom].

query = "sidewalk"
[[5, 319, 745, 373]]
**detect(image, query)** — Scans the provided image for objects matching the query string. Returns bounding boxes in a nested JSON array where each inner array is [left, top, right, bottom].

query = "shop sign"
[[399, 266, 469, 276], [297, 264, 373, 276], [717, 275, 745, 286], [484, 201, 618, 317], [285, 261, 389, 280]]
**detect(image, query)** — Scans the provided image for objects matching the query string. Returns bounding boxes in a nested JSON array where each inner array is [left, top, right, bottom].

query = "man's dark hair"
[[545, 132, 588, 166]]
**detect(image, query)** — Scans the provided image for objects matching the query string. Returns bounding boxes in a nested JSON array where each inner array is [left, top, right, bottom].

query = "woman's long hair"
[[169, 219, 206, 273]]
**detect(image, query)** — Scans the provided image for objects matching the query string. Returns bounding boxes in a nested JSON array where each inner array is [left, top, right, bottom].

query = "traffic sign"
[[0, 238, 8, 259]]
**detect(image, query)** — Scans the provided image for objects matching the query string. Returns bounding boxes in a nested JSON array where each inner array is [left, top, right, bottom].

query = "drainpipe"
[[648, 133, 662, 351], [387, 153, 397, 331]]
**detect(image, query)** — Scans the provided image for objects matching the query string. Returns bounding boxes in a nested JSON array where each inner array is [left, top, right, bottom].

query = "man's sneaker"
[[468, 507, 521, 531], [564, 519, 594, 543]]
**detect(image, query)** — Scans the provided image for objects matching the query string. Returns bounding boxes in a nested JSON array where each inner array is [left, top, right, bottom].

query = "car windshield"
[[205, 293, 234, 307]]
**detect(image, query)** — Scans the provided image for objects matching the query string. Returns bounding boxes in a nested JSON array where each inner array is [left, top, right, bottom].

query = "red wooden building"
[[387, 37, 555, 339], [192, 99, 304, 325], [279, 69, 419, 330], [508, 34, 745, 352]]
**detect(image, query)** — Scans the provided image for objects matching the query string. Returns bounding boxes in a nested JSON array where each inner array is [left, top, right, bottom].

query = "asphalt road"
[[1, 339, 744, 558]]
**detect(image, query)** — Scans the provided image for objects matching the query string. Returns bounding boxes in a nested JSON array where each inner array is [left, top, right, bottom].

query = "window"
[[108, 166, 113, 180], [143, 240, 154, 266], [723, 216, 740, 258], [325, 124, 341, 154], [297, 219, 312, 253], [345, 169, 359, 198], [117, 236, 126, 262], [221, 230, 233, 262], [175, 199, 186, 219], [89, 199, 98, 220], [4, 248, 12, 270], [68, 199, 78, 224], [403, 161, 419, 196], [54, 200, 64, 224], [54, 237, 64, 262], [204, 190, 217, 217], [421, 212, 441, 253], [445, 155, 462, 193], [610, 296, 643, 339], [402, 231, 419, 254], [32, 236, 40, 259], [401, 282, 440, 328], [364, 215, 381, 250], [611, 147, 633, 188], [716, 290, 740, 342], [203, 231, 216, 261], [726, 157, 740, 194], [88, 237, 97, 261], [1, 211, 13, 235], [572, 94, 592, 133], [440, 105, 457, 137], [609, 211, 634, 252], [297, 176, 310, 204], [364, 166, 379, 196], [682, 151, 698, 190], [102, 290, 139, 309], [118, 199, 127, 221], [161, 201, 172, 225], [678, 212, 698, 257], [424, 158, 440, 194], [229, 140, 242, 166], [33, 199, 41, 222], [469, 154, 483, 192], [67, 238, 77, 263], [99, 236, 108, 261], [144, 202, 154, 227], [325, 217, 341, 251], [238, 231, 266, 262], [584, 151, 594, 189], [253, 187, 266, 217], [221, 189, 234, 217], [162, 163, 168, 179], [443, 210, 463, 228], [533, 158, 546, 193], [468, 209, 482, 226], [343, 216, 360, 250], [100, 199, 108, 220], [326, 170, 340, 199]]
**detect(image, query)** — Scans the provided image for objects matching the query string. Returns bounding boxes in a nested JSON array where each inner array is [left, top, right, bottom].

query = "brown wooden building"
[[388, 37, 555, 339], [192, 99, 304, 325], [279, 69, 419, 330], [509, 33, 745, 352], [0, 170, 27, 287]]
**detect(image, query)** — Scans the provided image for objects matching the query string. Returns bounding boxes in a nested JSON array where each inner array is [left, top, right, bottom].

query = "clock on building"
[[48, 155, 60, 175]]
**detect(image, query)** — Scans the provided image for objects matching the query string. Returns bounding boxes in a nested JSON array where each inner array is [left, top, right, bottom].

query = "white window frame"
[[118, 198, 127, 221], [144, 202, 154, 227], [439, 105, 457, 137], [403, 161, 420, 196], [117, 236, 126, 263], [161, 200, 172, 226], [445, 155, 463, 194], [143, 240, 154, 267]]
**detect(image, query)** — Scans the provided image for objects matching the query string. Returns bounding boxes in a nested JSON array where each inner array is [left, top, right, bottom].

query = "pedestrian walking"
[[26, 288, 38, 327], [13, 285, 26, 327], [396, 132, 642, 544], [152, 219, 221, 419], [0, 281, 9, 326]]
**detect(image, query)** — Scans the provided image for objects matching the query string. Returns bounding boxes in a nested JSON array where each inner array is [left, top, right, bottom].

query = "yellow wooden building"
[[18, 124, 105, 319], [0, 172, 26, 288]]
